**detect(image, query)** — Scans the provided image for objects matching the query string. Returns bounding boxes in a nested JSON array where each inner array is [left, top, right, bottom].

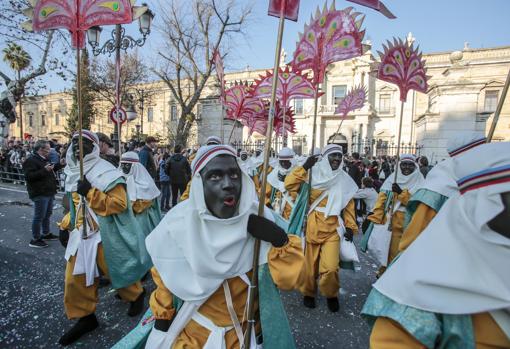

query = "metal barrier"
[[0, 169, 66, 192]]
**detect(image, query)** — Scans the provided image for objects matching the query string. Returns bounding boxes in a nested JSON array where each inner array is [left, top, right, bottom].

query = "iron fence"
[[0, 168, 66, 192]]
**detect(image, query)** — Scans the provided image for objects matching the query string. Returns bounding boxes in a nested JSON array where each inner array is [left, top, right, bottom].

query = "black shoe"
[[29, 239, 48, 248], [127, 289, 146, 317], [58, 313, 99, 346], [42, 233, 59, 241], [303, 296, 316, 309], [327, 297, 339, 312]]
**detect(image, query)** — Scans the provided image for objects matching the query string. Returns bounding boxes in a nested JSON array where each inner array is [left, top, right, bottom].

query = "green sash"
[[271, 183, 310, 237], [134, 199, 162, 237], [404, 188, 449, 229]]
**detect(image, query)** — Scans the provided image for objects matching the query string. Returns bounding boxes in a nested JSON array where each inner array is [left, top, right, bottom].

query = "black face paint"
[[241, 154, 248, 161], [201, 155, 242, 219], [279, 160, 292, 170], [121, 162, 132, 174], [255, 150, 262, 156], [400, 161, 416, 176], [488, 192, 510, 239], [72, 137, 94, 160], [328, 152, 342, 171]]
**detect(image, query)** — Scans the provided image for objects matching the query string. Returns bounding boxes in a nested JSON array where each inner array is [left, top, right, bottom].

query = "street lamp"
[[135, 124, 141, 142]]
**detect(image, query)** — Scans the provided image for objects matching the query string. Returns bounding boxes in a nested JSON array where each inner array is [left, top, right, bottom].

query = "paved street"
[[0, 184, 375, 348]]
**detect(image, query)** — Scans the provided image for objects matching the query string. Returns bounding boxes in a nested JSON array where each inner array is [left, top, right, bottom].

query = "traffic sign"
[[109, 107, 127, 125]]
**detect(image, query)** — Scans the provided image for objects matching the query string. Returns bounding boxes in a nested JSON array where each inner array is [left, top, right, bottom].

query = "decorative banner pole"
[[375, 38, 429, 227], [22, 0, 143, 239], [487, 68, 510, 142], [212, 49, 226, 143], [244, 1, 300, 347], [334, 85, 367, 135]]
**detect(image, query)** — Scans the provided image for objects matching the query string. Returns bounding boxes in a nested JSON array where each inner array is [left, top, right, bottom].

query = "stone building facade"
[[10, 39, 510, 161]]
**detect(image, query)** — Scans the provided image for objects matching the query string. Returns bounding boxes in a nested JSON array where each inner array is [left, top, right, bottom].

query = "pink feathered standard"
[[346, 0, 396, 19]]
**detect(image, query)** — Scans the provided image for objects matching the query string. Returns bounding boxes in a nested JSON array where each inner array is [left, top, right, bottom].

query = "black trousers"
[[171, 183, 187, 207]]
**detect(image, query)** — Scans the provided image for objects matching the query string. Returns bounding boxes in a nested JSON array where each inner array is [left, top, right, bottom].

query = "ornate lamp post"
[[86, 5, 154, 154]]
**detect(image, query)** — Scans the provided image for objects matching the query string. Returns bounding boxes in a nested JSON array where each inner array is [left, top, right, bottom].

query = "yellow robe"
[[284, 166, 358, 298], [370, 313, 510, 349], [398, 202, 437, 252], [149, 235, 304, 349], [368, 190, 410, 266], [180, 181, 191, 201], [63, 185, 143, 319], [132, 199, 154, 214], [265, 182, 296, 221]]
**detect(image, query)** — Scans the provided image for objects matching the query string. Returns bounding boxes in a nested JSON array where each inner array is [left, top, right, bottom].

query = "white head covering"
[[146, 145, 271, 301], [267, 147, 296, 193], [64, 130, 122, 192], [374, 142, 510, 328], [380, 154, 424, 195], [311, 144, 358, 217], [120, 151, 160, 201], [205, 135, 222, 145], [416, 134, 487, 199]]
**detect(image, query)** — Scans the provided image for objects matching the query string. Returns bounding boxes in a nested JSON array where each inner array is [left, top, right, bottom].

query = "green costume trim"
[[67, 192, 76, 230], [404, 188, 449, 228], [360, 190, 393, 253], [113, 264, 296, 349], [362, 288, 475, 349], [98, 178, 152, 289], [133, 199, 162, 237], [272, 183, 310, 238]]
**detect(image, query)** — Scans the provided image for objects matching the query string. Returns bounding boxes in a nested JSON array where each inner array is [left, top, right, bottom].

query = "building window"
[[293, 98, 304, 114], [41, 113, 46, 126], [147, 107, 154, 122], [484, 90, 499, 112], [171, 105, 177, 121], [332, 85, 347, 105], [379, 94, 392, 113], [55, 114, 59, 126], [29, 113, 33, 127]]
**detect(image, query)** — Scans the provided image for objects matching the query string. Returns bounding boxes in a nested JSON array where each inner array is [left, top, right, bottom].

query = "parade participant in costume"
[[285, 144, 358, 312], [59, 130, 151, 346], [265, 147, 297, 220], [249, 147, 266, 192], [363, 142, 510, 349], [120, 151, 162, 237], [144, 144, 304, 348], [367, 154, 424, 275], [238, 150, 251, 174], [399, 134, 486, 252]]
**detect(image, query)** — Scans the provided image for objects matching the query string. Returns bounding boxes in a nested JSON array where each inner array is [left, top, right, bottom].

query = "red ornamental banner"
[[268, 0, 300, 22]]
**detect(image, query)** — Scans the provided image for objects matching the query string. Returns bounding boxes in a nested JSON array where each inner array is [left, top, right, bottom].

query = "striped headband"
[[457, 164, 510, 194], [192, 145, 237, 175], [120, 158, 139, 163], [73, 130, 99, 144], [322, 145, 343, 157], [448, 137, 486, 157]]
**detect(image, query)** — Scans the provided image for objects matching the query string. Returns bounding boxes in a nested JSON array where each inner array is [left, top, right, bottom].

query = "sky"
[[3, 0, 510, 93]]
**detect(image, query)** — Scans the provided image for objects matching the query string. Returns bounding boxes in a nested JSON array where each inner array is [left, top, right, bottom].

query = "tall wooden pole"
[[388, 101, 405, 231], [487, 68, 510, 142], [77, 46, 88, 240], [244, 8, 285, 349], [114, 24, 123, 158]]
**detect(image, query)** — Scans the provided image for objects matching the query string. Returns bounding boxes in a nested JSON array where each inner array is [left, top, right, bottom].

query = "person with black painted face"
[[285, 144, 359, 312], [265, 147, 297, 220], [367, 154, 424, 277], [58, 130, 151, 346], [364, 142, 510, 349], [140, 144, 304, 348]]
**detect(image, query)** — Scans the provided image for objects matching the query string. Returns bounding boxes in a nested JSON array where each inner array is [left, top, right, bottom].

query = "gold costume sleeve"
[[342, 199, 358, 233], [252, 173, 261, 193], [397, 189, 411, 206], [284, 166, 307, 194], [472, 312, 510, 348], [59, 213, 72, 231], [86, 184, 128, 217], [398, 203, 437, 252], [132, 199, 153, 214], [180, 181, 191, 201], [265, 182, 274, 206], [370, 317, 426, 349], [267, 235, 304, 291], [149, 267, 176, 320], [368, 192, 389, 225]]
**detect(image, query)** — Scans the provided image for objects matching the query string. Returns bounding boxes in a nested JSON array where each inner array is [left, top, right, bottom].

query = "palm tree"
[[3, 43, 32, 139]]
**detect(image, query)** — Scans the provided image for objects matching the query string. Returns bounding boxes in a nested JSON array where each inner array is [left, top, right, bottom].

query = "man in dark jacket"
[[138, 136, 158, 179], [165, 144, 191, 207], [348, 152, 363, 187], [22, 140, 65, 248]]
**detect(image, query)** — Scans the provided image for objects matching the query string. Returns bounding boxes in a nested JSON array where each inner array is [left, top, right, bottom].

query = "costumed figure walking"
[[285, 144, 358, 312], [362, 141, 510, 349], [120, 151, 162, 237], [265, 147, 297, 220], [140, 144, 304, 348], [59, 130, 151, 346]]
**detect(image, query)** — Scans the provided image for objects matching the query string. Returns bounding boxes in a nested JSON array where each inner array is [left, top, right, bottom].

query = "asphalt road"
[[0, 183, 376, 348]]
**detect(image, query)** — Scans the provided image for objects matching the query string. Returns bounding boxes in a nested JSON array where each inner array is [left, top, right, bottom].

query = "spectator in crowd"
[[348, 152, 363, 187], [48, 140, 60, 165], [22, 140, 65, 248], [139, 136, 157, 179], [380, 155, 391, 179], [419, 155, 432, 178], [165, 144, 191, 208], [158, 152, 171, 211], [96, 132, 119, 167], [354, 177, 379, 214]]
